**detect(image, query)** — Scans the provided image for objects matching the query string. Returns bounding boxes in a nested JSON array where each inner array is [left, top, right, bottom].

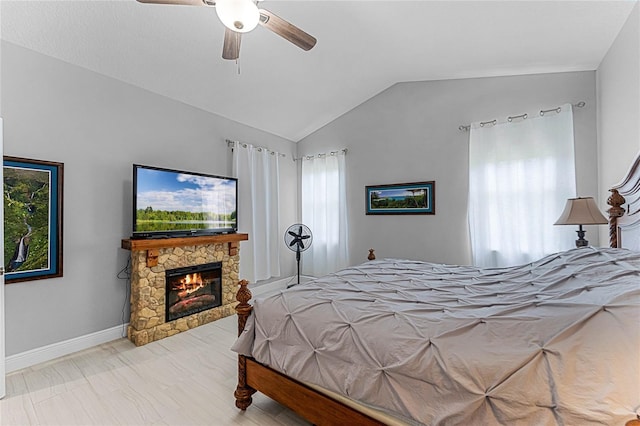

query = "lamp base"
[[575, 226, 588, 248]]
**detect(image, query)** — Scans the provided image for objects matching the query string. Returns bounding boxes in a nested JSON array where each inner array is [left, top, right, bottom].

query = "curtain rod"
[[226, 139, 287, 158], [458, 101, 586, 132], [294, 149, 348, 162]]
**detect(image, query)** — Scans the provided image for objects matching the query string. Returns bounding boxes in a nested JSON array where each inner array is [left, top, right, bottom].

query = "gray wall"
[[1, 41, 620, 357], [1, 42, 297, 356], [298, 71, 599, 266], [597, 2, 640, 245]]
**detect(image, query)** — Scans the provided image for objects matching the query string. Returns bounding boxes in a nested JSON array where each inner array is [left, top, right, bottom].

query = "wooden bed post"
[[368, 248, 376, 261], [607, 189, 626, 248], [234, 279, 255, 410]]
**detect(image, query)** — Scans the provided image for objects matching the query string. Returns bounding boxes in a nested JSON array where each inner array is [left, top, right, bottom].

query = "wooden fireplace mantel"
[[122, 233, 248, 251], [122, 233, 248, 266]]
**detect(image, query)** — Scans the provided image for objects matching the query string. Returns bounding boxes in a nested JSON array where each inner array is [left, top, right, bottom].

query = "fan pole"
[[296, 248, 301, 285]]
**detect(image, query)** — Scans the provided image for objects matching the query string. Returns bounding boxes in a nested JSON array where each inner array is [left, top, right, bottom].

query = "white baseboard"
[[251, 275, 314, 296], [251, 276, 293, 296], [5, 323, 128, 374], [5, 276, 315, 374]]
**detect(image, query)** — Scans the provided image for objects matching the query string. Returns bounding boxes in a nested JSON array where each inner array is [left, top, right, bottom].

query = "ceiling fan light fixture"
[[216, 0, 259, 33]]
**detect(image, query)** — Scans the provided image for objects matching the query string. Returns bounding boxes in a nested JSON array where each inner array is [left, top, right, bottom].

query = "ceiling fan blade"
[[136, 0, 213, 6], [222, 28, 241, 60], [258, 9, 316, 51]]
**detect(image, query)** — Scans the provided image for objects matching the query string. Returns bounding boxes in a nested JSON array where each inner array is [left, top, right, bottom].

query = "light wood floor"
[[0, 314, 310, 426]]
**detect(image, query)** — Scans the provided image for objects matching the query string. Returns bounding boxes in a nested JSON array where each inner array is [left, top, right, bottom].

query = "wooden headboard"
[[607, 151, 640, 250]]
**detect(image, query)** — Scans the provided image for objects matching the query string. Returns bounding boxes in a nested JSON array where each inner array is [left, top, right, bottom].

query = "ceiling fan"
[[136, 0, 317, 60]]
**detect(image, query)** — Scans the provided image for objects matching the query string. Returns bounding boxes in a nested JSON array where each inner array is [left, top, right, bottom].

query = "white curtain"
[[301, 151, 349, 277], [468, 104, 577, 267], [232, 143, 281, 283]]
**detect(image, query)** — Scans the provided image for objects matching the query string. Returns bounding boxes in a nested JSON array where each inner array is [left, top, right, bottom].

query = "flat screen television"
[[132, 164, 237, 239]]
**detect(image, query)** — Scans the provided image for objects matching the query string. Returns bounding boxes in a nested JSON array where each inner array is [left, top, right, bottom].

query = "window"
[[468, 105, 577, 267], [301, 151, 349, 276]]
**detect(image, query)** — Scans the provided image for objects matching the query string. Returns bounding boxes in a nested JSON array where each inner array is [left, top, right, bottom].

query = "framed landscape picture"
[[366, 181, 435, 215], [3, 156, 64, 283]]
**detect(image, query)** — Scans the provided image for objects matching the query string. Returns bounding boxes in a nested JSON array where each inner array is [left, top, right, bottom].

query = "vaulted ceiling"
[[1, 1, 636, 141]]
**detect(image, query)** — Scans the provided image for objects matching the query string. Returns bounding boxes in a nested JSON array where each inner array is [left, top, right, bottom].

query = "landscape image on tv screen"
[[135, 167, 237, 235]]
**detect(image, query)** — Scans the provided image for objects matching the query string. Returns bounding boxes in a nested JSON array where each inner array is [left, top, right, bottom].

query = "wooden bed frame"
[[234, 152, 640, 425], [233, 279, 386, 425], [608, 153, 640, 250]]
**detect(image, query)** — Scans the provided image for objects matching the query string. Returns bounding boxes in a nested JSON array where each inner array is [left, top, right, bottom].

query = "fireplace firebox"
[[165, 262, 222, 322]]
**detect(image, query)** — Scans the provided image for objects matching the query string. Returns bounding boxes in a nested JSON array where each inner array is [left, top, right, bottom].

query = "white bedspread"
[[232, 247, 640, 425]]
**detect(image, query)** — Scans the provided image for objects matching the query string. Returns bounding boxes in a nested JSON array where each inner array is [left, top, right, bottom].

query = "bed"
[[232, 152, 640, 425]]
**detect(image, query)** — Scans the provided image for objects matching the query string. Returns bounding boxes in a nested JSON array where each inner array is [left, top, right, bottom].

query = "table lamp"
[[554, 197, 608, 247]]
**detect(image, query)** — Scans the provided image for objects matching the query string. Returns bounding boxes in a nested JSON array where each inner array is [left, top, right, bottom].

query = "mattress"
[[232, 247, 640, 425]]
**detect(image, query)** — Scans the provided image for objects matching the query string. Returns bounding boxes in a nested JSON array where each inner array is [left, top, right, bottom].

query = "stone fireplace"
[[121, 234, 248, 346]]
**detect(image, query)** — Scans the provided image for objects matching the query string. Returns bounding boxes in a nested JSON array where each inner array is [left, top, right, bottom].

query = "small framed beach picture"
[[366, 181, 435, 215], [3, 156, 64, 283]]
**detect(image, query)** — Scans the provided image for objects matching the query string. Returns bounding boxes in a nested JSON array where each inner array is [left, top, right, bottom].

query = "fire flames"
[[172, 273, 206, 299]]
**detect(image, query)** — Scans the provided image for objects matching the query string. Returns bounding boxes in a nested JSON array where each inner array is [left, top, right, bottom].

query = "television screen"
[[133, 164, 237, 238]]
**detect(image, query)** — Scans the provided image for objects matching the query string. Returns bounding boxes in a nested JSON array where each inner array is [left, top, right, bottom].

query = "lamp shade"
[[554, 197, 608, 225], [216, 0, 260, 33]]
